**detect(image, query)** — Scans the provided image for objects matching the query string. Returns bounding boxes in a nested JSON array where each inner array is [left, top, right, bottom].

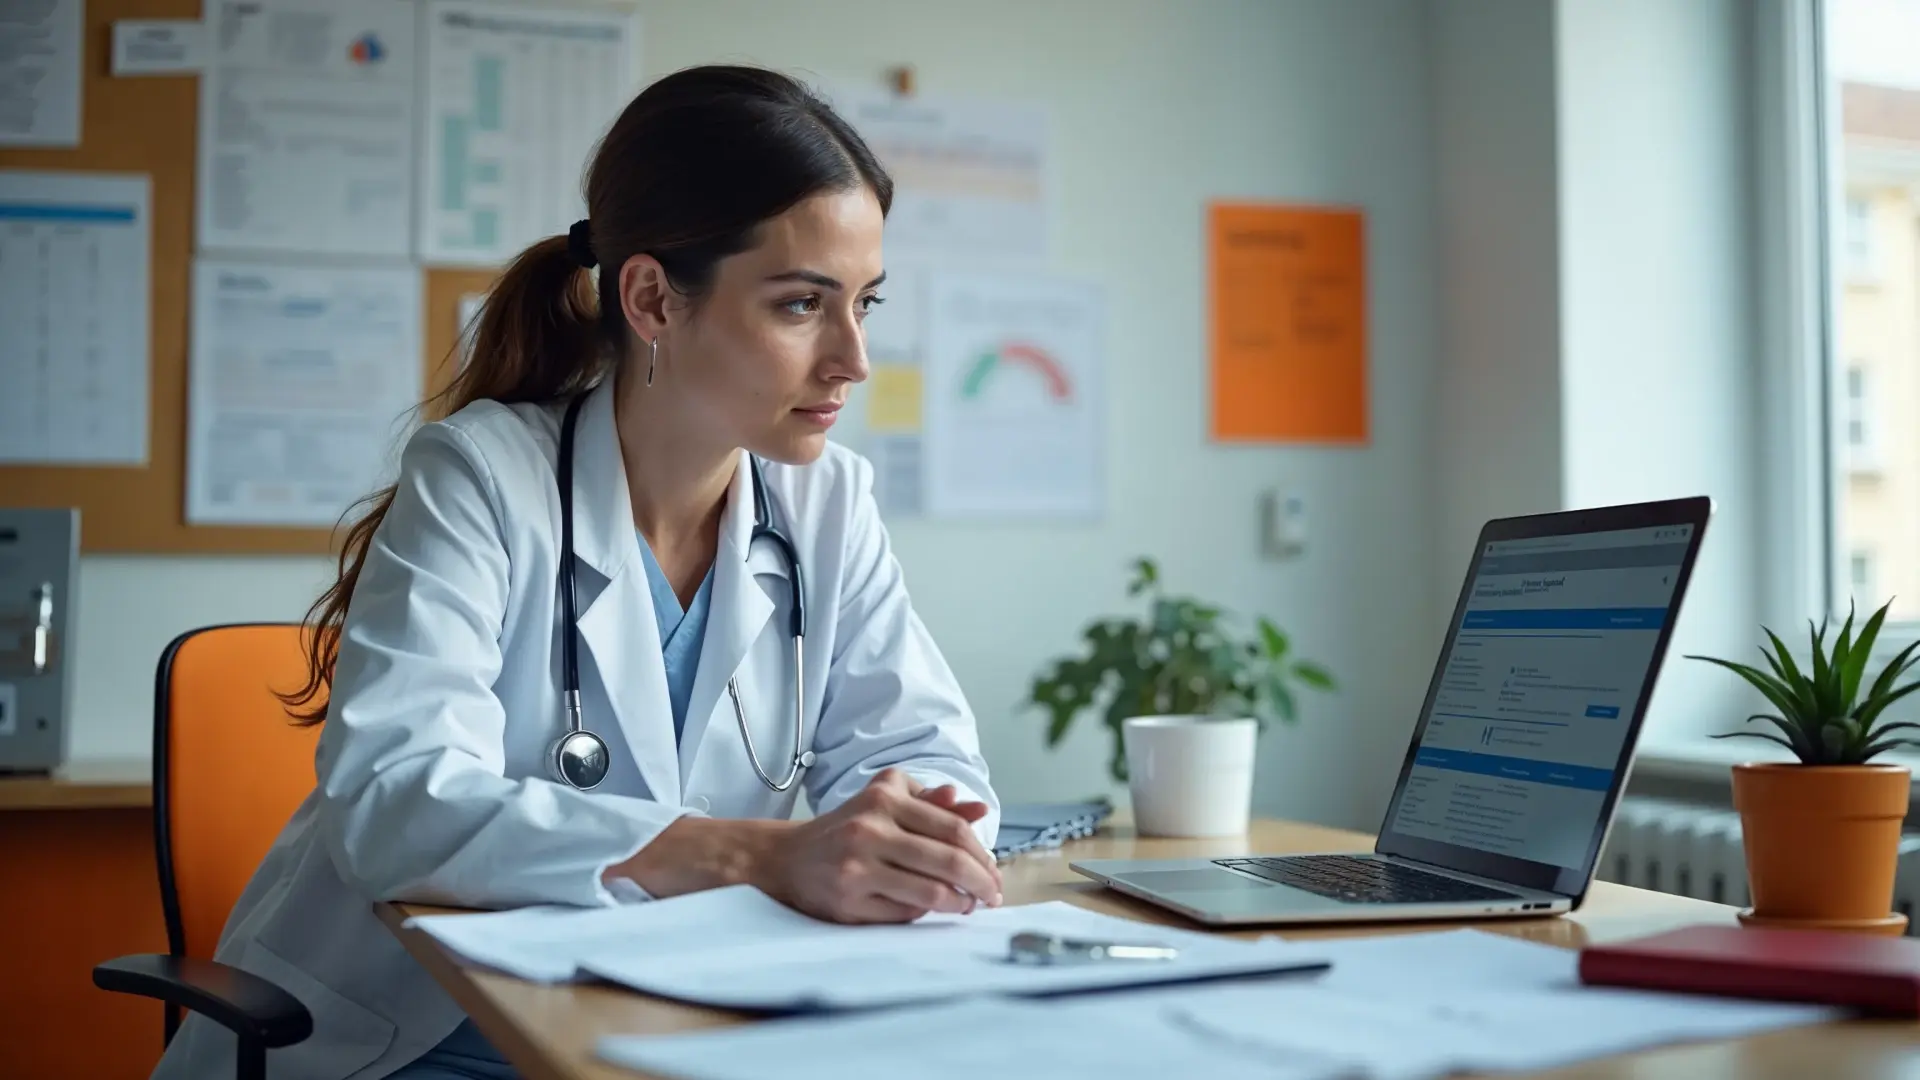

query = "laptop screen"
[[1376, 506, 1706, 898]]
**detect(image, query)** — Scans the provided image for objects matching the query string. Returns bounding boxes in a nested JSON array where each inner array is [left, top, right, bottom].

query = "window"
[[1851, 549, 1877, 605], [1818, 0, 1920, 633], [1844, 362, 1877, 468], [1843, 195, 1875, 276]]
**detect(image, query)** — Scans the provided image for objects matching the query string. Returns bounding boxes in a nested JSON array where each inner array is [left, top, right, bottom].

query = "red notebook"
[[1578, 924, 1920, 1017]]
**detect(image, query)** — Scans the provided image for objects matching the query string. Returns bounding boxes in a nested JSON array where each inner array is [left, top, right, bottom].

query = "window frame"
[[1771, 0, 1920, 679]]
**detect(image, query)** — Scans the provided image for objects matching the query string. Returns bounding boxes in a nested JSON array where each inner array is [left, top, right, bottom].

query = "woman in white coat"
[[152, 64, 1001, 1080]]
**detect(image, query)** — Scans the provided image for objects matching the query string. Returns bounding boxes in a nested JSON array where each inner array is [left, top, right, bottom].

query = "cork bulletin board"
[[0, 0, 500, 554]]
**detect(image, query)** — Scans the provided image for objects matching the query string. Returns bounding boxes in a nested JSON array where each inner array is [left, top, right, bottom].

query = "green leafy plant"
[[1026, 557, 1335, 784], [1688, 599, 1920, 764]]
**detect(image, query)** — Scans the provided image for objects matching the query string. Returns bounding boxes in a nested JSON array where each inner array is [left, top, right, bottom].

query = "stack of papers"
[[603, 996, 1349, 1080], [596, 928, 1843, 1080], [404, 884, 1329, 1011]]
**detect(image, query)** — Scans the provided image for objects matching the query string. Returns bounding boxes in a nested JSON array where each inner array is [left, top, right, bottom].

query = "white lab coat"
[[151, 378, 998, 1080]]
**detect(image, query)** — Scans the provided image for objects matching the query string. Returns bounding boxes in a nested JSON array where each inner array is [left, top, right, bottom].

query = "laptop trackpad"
[[1115, 868, 1273, 892]]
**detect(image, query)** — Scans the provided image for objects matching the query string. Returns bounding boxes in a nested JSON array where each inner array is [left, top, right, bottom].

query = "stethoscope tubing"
[[552, 391, 813, 792]]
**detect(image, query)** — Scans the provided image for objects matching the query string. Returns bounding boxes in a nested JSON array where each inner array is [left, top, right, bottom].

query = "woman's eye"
[[782, 296, 821, 316], [856, 294, 887, 319]]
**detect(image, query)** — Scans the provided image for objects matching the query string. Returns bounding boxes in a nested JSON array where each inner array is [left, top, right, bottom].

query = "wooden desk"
[[382, 819, 1920, 1080]]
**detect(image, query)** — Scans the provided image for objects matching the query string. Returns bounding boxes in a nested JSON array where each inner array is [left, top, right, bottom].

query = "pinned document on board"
[[0, 170, 152, 466], [185, 259, 423, 527], [196, 0, 418, 259], [1208, 202, 1368, 444], [0, 0, 82, 147], [112, 19, 209, 76], [416, 1, 642, 266], [922, 270, 1104, 519], [855, 263, 928, 516], [829, 88, 1051, 262]]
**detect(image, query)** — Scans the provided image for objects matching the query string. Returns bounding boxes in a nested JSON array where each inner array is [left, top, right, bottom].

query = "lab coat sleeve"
[[314, 420, 686, 910], [803, 455, 1000, 849]]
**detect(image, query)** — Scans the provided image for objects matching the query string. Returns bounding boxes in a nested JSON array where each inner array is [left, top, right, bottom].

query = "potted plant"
[[1025, 557, 1334, 836], [1689, 599, 1919, 935]]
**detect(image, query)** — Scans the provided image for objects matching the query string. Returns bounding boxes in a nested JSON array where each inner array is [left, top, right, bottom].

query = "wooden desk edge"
[[379, 904, 582, 1080], [0, 758, 153, 810]]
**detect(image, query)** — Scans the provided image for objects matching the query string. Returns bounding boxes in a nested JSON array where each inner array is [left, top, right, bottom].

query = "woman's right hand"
[[757, 768, 1003, 924]]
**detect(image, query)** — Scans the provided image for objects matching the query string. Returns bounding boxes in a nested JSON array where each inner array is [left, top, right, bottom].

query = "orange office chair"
[[93, 623, 326, 1080]]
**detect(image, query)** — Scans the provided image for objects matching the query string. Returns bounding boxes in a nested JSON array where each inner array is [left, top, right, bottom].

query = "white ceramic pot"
[[1122, 715, 1257, 837]]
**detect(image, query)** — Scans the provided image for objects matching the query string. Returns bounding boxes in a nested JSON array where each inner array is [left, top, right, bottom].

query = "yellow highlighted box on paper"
[[866, 364, 924, 433]]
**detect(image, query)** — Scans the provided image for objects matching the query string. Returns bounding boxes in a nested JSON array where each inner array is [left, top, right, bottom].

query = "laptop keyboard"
[[1214, 854, 1522, 904]]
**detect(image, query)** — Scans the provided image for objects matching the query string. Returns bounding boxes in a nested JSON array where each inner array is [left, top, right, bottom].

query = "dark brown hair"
[[281, 65, 893, 723]]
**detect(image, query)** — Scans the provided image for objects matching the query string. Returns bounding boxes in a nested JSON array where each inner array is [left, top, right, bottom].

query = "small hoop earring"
[[645, 337, 658, 386]]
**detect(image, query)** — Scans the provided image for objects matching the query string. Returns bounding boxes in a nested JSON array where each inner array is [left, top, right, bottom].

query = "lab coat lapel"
[[566, 380, 681, 806], [678, 453, 779, 787]]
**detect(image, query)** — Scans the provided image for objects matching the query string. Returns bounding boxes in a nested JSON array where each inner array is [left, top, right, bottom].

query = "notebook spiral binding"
[[991, 799, 1114, 862]]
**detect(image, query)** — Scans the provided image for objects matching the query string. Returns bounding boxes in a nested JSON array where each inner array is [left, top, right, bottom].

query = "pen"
[[1007, 931, 1180, 965]]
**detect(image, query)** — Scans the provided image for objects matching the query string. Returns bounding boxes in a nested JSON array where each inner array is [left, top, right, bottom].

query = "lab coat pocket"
[[239, 937, 397, 1078]]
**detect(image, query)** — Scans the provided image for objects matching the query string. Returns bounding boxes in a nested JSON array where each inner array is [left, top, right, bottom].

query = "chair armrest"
[[93, 954, 313, 1049]]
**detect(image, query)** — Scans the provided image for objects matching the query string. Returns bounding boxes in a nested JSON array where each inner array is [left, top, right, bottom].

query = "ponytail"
[[279, 235, 609, 724]]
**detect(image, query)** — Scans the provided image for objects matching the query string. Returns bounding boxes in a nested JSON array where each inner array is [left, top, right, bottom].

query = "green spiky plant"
[[1025, 557, 1335, 784], [1688, 599, 1920, 764]]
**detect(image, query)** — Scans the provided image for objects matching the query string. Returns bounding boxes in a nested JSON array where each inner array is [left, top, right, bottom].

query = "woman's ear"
[[617, 254, 671, 344]]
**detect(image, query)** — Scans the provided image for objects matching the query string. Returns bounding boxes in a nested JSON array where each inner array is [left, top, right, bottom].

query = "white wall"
[[1427, 0, 1764, 747], [1428, 0, 1564, 626], [1555, 0, 1761, 747], [61, 0, 1443, 832]]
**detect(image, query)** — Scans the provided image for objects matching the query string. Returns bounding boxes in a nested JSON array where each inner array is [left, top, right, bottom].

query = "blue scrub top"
[[635, 532, 714, 741]]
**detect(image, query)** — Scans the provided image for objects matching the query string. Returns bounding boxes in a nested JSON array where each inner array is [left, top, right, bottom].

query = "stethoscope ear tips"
[[798, 750, 817, 768]]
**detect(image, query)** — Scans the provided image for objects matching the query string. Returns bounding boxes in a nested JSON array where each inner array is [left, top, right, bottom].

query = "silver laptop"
[[1072, 496, 1712, 926]]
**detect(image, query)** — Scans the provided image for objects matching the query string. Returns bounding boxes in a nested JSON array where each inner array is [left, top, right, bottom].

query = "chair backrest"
[[154, 623, 324, 963]]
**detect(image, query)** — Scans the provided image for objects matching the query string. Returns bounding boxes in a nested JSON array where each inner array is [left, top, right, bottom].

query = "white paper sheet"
[[0, 169, 151, 465], [922, 270, 1103, 519], [580, 900, 1321, 1011], [112, 18, 208, 76], [404, 884, 829, 985], [829, 89, 1051, 262], [598, 997, 1349, 1080], [1167, 929, 1844, 1080], [196, 0, 416, 258], [406, 883, 1326, 1010], [0, 0, 82, 147], [417, 1, 642, 266], [185, 258, 423, 526]]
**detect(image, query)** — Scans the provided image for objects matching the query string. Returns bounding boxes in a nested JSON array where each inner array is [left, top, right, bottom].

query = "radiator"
[[1597, 796, 1920, 934]]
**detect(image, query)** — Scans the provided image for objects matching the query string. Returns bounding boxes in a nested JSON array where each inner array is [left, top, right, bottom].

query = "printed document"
[[0, 0, 81, 147], [185, 258, 422, 526], [417, 1, 642, 266], [0, 170, 151, 465], [196, 0, 417, 258], [597, 928, 1840, 1080], [406, 883, 1325, 1009], [600, 996, 1349, 1080]]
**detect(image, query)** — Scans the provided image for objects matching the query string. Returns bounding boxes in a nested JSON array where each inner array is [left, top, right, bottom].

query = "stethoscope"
[[548, 392, 815, 793]]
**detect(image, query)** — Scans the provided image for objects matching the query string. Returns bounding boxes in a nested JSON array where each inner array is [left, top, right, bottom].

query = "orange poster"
[[1208, 202, 1367, 443]]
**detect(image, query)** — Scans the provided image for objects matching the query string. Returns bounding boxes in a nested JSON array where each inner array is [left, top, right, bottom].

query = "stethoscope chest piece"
[[551, 728, 610, 790]]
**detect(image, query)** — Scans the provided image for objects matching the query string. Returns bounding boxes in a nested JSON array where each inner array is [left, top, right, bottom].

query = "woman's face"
[[621, 185, 885, 466]]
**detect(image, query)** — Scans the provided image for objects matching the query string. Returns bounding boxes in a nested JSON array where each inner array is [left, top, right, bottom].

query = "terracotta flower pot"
[[1730, 762, 1911, 936]]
